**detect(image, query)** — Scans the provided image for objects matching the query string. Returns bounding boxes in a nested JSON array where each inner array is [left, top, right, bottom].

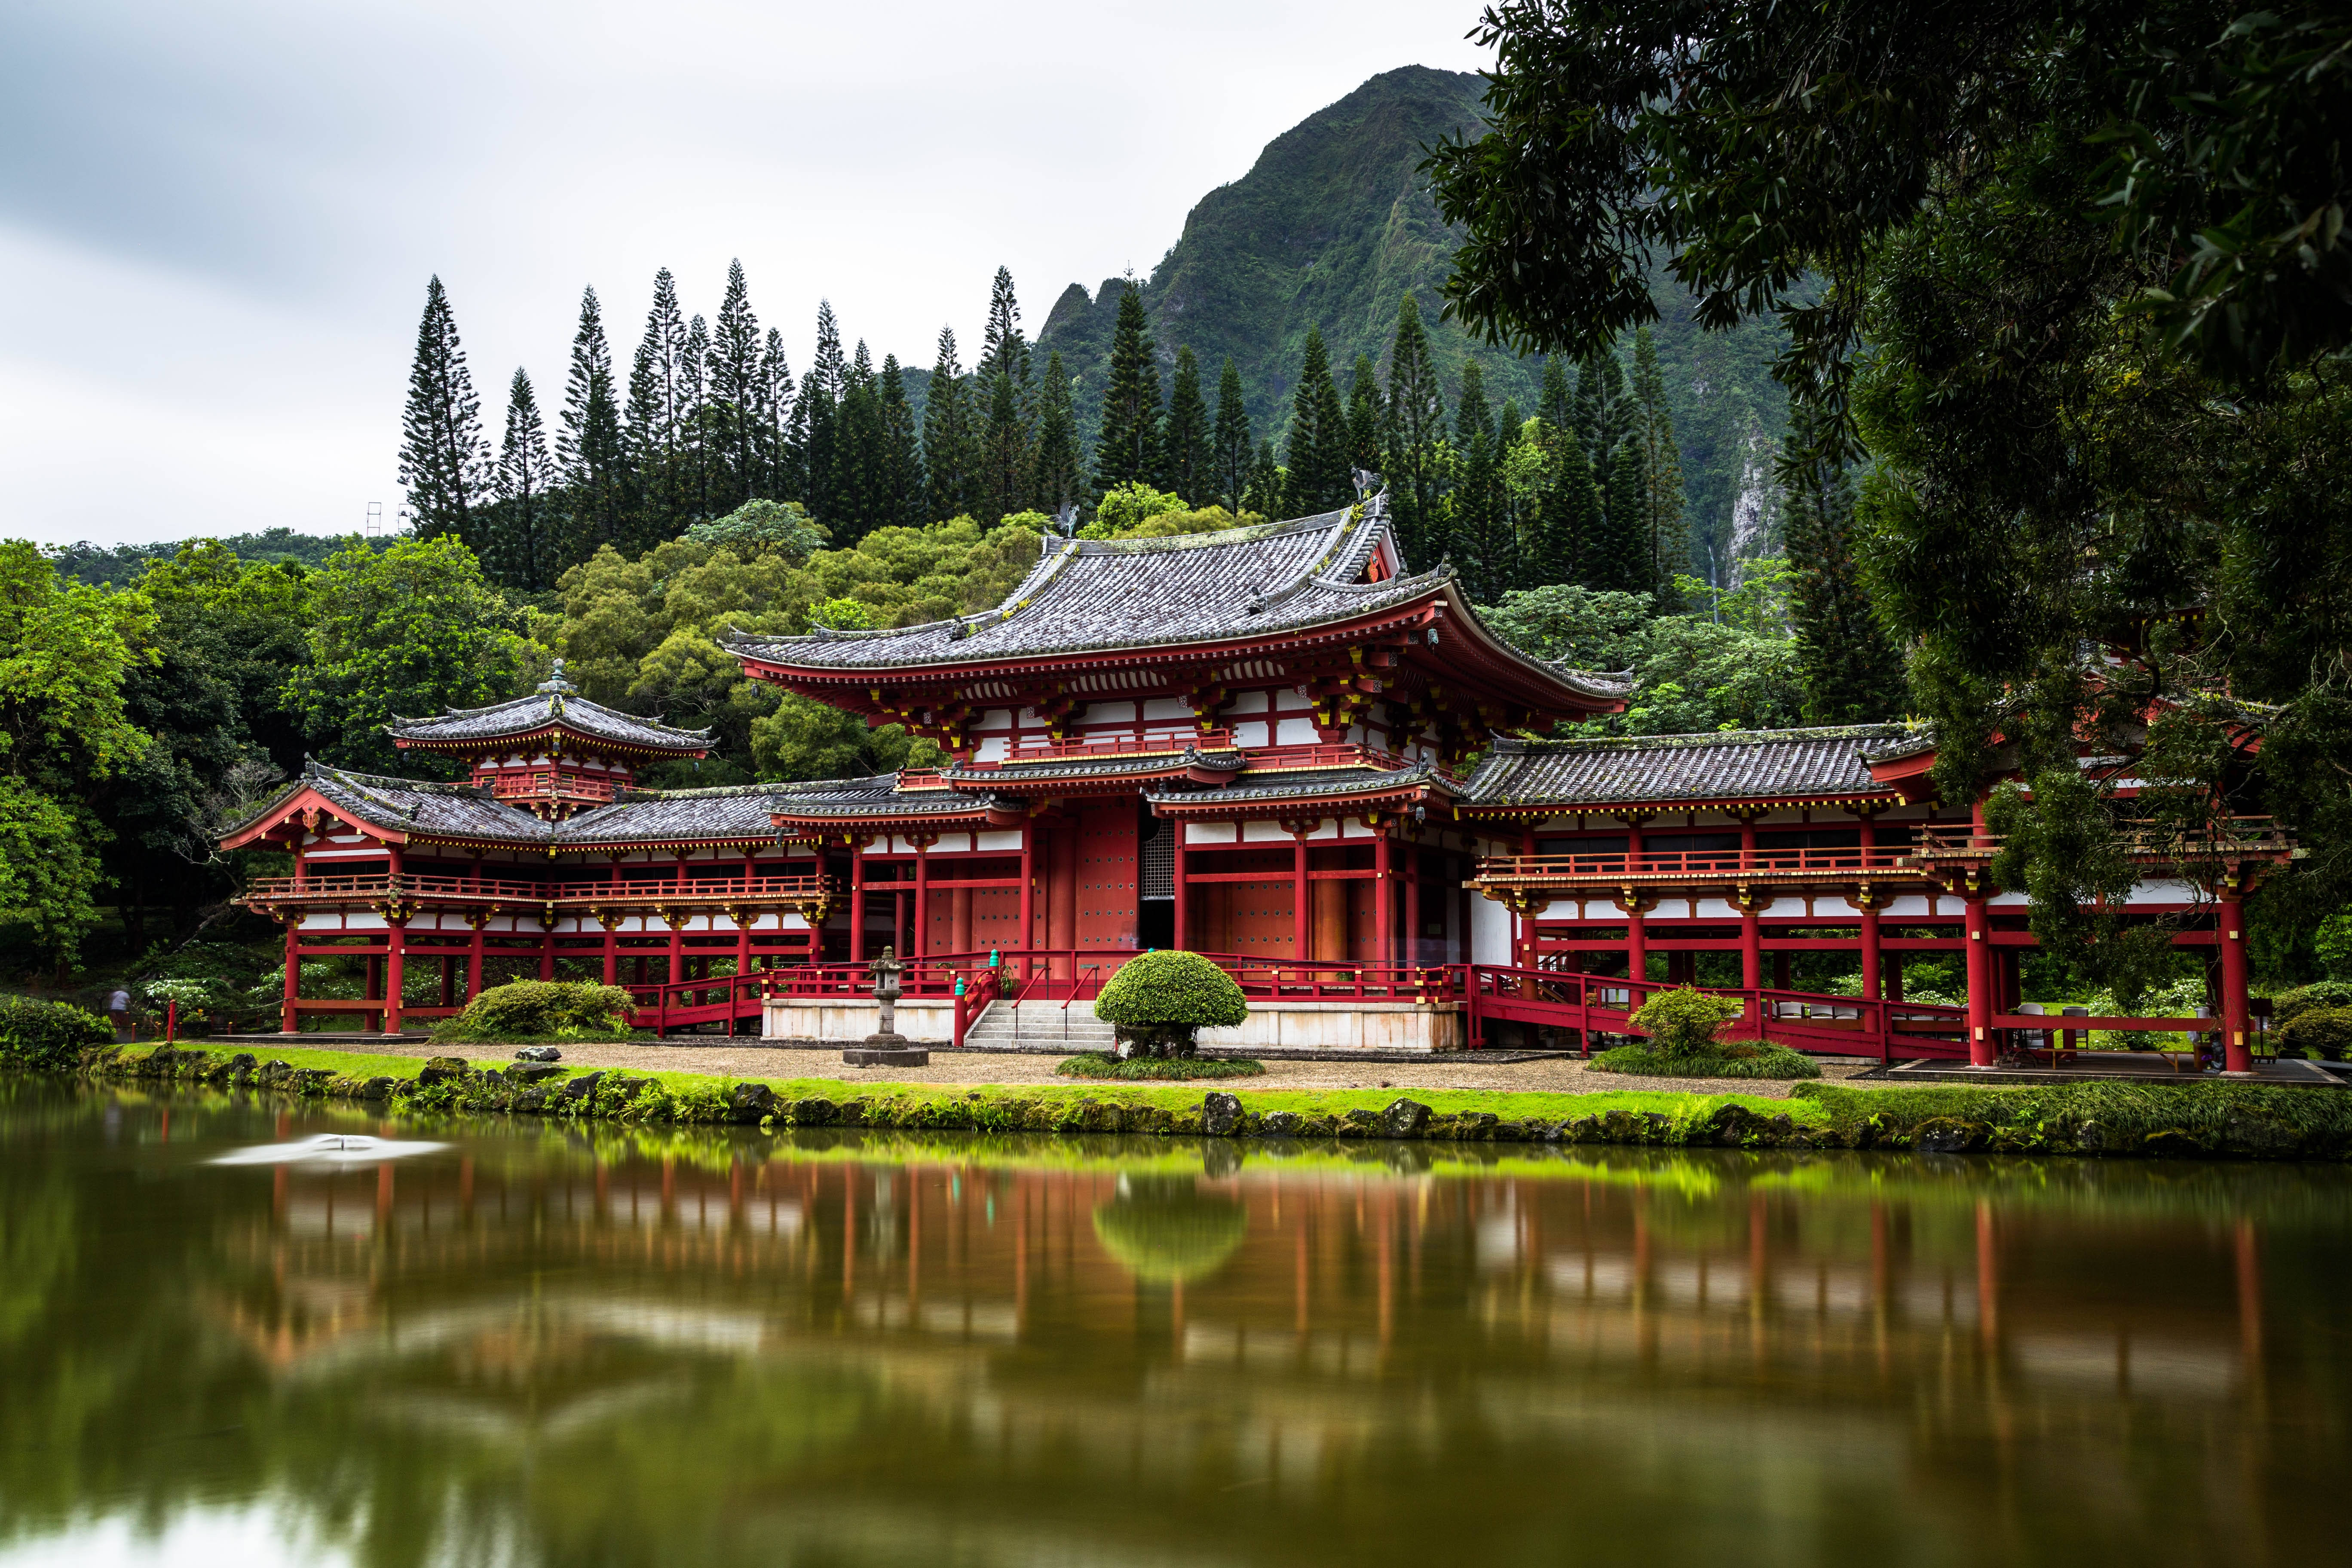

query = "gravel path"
[[264, 1036, 1886, 1099]]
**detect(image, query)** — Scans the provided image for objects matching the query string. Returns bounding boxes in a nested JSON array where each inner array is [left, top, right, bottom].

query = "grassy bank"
[[31, 1043, 2352, 1159]]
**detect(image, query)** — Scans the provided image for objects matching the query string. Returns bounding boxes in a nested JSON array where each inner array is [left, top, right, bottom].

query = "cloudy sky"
[[0, 0, 1491, 547]]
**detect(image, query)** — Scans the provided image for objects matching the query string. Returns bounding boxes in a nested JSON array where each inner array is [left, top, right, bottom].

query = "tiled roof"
[[1460, 725, 1927, 808], [388, 664, 711, 754], [943, 746, 1247, 788], [765, 775, 987, 821], [1145, 759, 1452, 809], [726, 496, 1627, 704], [285, 761, 555, 843], [561, 785, 787, 844]]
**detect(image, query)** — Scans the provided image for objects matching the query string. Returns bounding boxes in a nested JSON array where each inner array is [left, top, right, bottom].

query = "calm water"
[[2, 1079, 2348, 1568]]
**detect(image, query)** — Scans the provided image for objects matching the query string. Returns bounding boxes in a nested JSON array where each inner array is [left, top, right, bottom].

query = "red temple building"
[[225, 496, 2292, 1070]]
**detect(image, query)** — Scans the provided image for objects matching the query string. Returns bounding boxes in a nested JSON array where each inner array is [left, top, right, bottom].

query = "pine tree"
[[978, 266, 1029, 386], [1594, 437, 1652, 594], [706, 258, 764, 511], [679, 314, 712, 523], [492, 368, 558, 588], [1211, 356, 1252, 511], [922, 326, 974, 522], [396, 275, 489, 545], [759, 328, 798, 502], [556, 285, 626, 564], [1784, 405, 1906, 721], [1574, 347, 1629, 469], [832, 360, 881, 545], [1282, 329, 1351, 516], [1629, 326, 1691, 605], [1163, 346, 1210, 501], [1381, 295, 1449, 564], [621, 338, 663, 554], [977, 365, 1031, 524], [626, 270, 692, 542], [1345, 354, 1385, 478], [1450, 361, 1512, 599], [1029, 348, 1085, 518], [801, 302, 846, 526], [876, 354, 924, 530], [1092, 282, 1162, 498]]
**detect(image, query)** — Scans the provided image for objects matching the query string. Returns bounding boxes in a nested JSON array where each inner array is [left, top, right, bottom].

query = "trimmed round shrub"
[[1056, 1051, 1265, 1081], [433, 980, 636, 1044], [0, 996, 113, 1070], [2275, 1004, 2352, 1062], [1627, 986, 1744, 1054], [1092, 952, 1248, 1059]]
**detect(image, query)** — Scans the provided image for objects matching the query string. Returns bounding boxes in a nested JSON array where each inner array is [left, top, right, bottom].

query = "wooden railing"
[[245, 873, 836, 905], [484, 770, 619, 802], [1475, 845, 1924, 883], [959, 730, 1236, 769], [1911, 816, 2294, 860]]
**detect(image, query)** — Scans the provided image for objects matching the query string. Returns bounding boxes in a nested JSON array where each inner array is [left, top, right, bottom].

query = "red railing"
[[1912, 817, 2294, 860], [485, 770, 619, 802], [1243, 742, 1413, 773], [954, 730, 1235, 770], [1460, 965, 1972, 1064], [245, 873, 836, 905], [1476, 846, 1924, 883]]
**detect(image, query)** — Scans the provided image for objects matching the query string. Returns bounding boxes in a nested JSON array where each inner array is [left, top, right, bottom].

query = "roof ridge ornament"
[[535, 658, 579, 696]]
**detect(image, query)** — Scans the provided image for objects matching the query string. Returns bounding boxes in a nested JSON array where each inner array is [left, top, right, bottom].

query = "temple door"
[[1074, 798, 1140, 951]]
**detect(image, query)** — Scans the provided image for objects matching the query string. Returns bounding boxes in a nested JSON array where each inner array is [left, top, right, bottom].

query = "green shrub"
[[1627, 986, 1743, 1054], [1588, 1041, 1821, 1079], [0, 996, 113, 1069], [433, 980, 636, 1044], [2272, 981, 2352, 1026], [1093, 953, 1249, 1029], [2275, 1004, 2352, 1061], [1056, 1052, 1265, 1081]]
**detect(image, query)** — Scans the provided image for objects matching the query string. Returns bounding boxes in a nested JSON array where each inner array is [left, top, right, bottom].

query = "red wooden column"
[[1623, 816, 1646, 985], [602, 916, 620, 986], [849, 841, 868, 962], [468, 915, 487, 1000], [1403, 838, 1421, 970], [1373, 827, 1393, 973], [281, 919, 300, 1032], [384, 924, 407, 1033], [1965, 888, 1995, 1067], [1290, 827, 1309, 962], [913, 836, 931, 958], [2219, 890, 2254, 1073], [1017, 821, 1035, 970], [1173, 823, 1191, 951], [1516, 825, 1537, 969], [1859, 897, 1883, 1000]]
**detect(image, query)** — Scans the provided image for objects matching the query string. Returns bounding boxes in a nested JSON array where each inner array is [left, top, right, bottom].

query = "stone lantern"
[[843, 946, 929, 1067]]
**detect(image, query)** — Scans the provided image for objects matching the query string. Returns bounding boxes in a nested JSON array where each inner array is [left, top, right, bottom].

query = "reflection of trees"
[[3, 1079, 2352, 1568], [1090, 1179, 1247, 1285]]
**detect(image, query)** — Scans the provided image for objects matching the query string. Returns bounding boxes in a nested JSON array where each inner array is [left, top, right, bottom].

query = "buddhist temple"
[[224, 494, 2291, 1070]]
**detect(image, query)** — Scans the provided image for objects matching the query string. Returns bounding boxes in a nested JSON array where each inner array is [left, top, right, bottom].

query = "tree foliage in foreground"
[[1426, 0, 2352, 992]]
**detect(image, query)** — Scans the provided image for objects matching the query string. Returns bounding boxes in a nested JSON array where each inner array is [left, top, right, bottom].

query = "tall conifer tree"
[[801, 301, 846, 526], [1240, 438, 1284, 520], [1381, 295, 1449, 564], [1282, 329, 1350, 516], [397, 275, 489, 545], [1345, 354, 1385, 478], [922, 326, 975, 521], [876, 354, 924, 530], [1450, 361, 1512, 598], [1630, 326, 1690, 604], [1211, 356, 1252, 511], [706, 258, 764, 511], [1162, 346, 1210, 501], [1092, 282, 1163, 498], [1783, 406, 1905, 721], [1527, 357, 1588, 586], [759, 328, 798, 502], [492, 368, 558, 588], [977, 266, 1029, 385], [557, 285, 626, 564], [1594, 437, 1652, 594], [626, 269, 693, 541], [1029, 349, 1085, 518]]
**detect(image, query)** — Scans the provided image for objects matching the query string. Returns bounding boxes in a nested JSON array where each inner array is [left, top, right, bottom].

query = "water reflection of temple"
[[221, 1138, 2276, 1420]]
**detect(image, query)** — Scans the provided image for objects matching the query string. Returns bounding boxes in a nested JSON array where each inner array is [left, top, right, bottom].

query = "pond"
[[1, 1076, 2346, 1567]]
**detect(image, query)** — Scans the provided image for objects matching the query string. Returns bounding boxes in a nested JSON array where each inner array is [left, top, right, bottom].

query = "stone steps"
[[962, 1000, 1115, 1053]]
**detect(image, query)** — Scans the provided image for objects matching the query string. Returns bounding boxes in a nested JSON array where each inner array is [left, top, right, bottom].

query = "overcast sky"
[[0, 0, 1491, 547]]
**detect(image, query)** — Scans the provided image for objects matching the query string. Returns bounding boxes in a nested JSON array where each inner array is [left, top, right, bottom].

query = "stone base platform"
[[842, 1033, 930, 1068], [763, 997, 1465, 1054]]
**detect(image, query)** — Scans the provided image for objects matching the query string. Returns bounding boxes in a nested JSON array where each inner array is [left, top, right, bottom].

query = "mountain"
[[1034, 64, 1791, 580]]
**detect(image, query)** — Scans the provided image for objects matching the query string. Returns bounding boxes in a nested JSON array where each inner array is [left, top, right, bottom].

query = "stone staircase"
[[960, 998, 1116, 1054]]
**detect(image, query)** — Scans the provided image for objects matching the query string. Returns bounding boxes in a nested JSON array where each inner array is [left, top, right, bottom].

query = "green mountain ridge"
[[1037, 64, 1792, 579]]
